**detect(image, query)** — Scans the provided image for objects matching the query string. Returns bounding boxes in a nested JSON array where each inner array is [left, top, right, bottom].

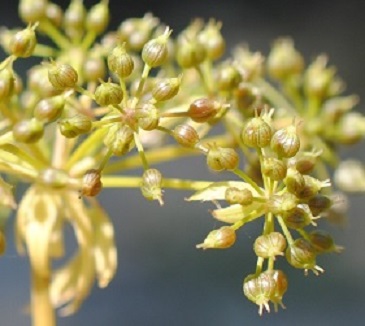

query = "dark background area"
[[1, 1, 365, 325]]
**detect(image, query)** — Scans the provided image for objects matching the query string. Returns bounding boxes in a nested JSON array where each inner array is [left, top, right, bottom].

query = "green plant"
[[0, 0, 363, 325]]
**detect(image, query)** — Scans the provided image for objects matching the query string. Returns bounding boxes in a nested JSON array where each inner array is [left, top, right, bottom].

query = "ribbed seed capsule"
[[58, 114, 92, 138], [86, 0, 110, 35], [152, 76, 181, 102], [206, 146, 239, 171], [286, 238, 322, 274], [34, 95, 65, 123], [94, 81, 123, 106], [19, 0, 47, 23], [241, 116, 272, 148], [307, 194, 332, 216], [294, 175, 331, 199], [196, 226, 236, 250], [282, 204, 312, 229], [188, 98, 220, 123], [142, 27, 171, 67], [173, 124, 200, 148], [254, 232, 287, 258], [81, 169, 102, 197], [104, 124, 134, 155], [262, 157, 287, 181], [13, 118, 44, 143], [9, 24, 37, 58], [271, 124, 300, 158], [141, 168, 164, 205], [48, 62, 78, 90], [107, 43, 135, 78], [243, 270, 287, 315], [197, 20, 225, 61], [225, 187, 253, 205], [136, 103, 159, 131], [284, 166, 305, 195], [216, 63, 242, 91], [309, 230, 341, 254], [0, 67, 15, 100]]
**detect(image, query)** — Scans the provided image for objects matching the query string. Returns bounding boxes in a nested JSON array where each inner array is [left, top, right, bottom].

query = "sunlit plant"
[[0, 0, 363, 325]]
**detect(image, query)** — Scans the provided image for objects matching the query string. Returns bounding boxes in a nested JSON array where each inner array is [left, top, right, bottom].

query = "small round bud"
[[271, 124, 300, 158], [141, 168, 164, 205], [104, 124, 134, 156], [86, 0, 110, 35], [308, 230, 342, 254], [9, 24, 37, 58], [196, 226, 236, 250], [135, 103, 159, 131], [335, 112, 365, 145], [254, 232, 287, 258], [197, 20, 225, 61], [188, 98, 220, 123], [225, 187, 253, 205], [63, 0, 86, 39], [267, 38, 304, 80], [0, 230, 6, 256], [173, 124, 200, 148], [19, 0, 47, 23], [286, 238, 322, 274], [241, 116, 272, 148], [83, 55, 106, 82], [81, 169, 102, 197], [216, 63, 242, 91], [94, 81, 123, 106], [262, 157, 287, 181], [107, 43, 135, 78], [48, 62, 78, 90], [176, 36, 207, 68], [29, 65, 62, 97], [13, 118, 44, 143], [34, 95, 65, 123], [58, 114, 92, 138], [142, 27, 172, 67], [206, 146, 239, 172], [307, 194, 332, 216], [46, 3, 63, 27], [284, 166, 305, 195], [152, 76, 181, 102], [0, 67, 15, 100]]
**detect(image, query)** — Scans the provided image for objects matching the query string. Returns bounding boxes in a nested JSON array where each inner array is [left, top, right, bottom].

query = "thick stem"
[[31, 270, 55, 326]]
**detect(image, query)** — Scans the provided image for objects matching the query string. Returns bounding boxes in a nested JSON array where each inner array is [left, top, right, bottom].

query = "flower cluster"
[[0, 0, 362, 325]]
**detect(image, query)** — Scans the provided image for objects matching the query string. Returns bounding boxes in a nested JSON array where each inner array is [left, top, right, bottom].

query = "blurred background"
[[1, 0, 365, 325]]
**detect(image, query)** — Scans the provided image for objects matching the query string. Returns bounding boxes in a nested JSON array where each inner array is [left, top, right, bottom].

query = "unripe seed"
[[176, 36, 207, 68], [225, 187, 253, 205], [136, 103, 159, 131], [216, 64, 242, 91], [198, 20, 225, 61], [34, 95, 65, 123], [282, 204, 312, 229], [13, 118, 44, 143], [86, 0, 110, 35], [141, 168, 164, 205], [19, 0, 47, 23], [107, 43, 135, 78], [266, 193, 297, 215], [271, 124, 300, 158], [0, 67, 15, 100], [262, 157, 287, 181], [284, 166, 305, 195], [63, 0, 86, 39], [104, 124, 134, 156], [81, 169, 102, 197], [307, 194, 332, 216], [254, 232, 286, 258], [196, 226, 236, 249], [48, 62, 78, 90], [286, 238, 320, 274], [94, 81, 123, 106], [206, 146, 239, 172], [46, 3, 63, 27], [142, 27, 171, 67], [152, 76, 181, 102], [188, 98, 220, 123], [309, 230, 341, 254], [173, 124, 200, 148], [9, 24, 37, 58], [58, 114, 92, 138], [241, 116, 272, 148]]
